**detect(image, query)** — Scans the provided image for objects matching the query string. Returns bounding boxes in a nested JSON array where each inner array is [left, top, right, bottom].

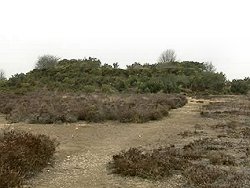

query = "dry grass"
[[178, 130, 201, 138], [0, 130, 57, 188]]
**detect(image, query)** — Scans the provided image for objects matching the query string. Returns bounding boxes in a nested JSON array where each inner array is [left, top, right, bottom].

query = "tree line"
[[0, 51, 249, 95]]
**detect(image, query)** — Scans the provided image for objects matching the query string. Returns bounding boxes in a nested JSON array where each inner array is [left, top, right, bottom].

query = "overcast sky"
[[0, 0, 249, 80]]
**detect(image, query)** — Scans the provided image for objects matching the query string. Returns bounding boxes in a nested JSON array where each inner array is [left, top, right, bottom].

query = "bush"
[[110, 147, 190, 179], [184, 164, 248, 188], [0, 130, 57, 187], [35, 55, 59, 69], [231, 79, 249, 94]]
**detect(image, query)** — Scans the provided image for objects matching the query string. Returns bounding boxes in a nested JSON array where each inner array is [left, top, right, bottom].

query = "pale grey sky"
[[0, 0, 249, 80]]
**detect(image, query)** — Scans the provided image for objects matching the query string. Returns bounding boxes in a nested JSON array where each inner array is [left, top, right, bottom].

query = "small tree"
[[158, 49, 177, 63], [113, 62, 119, 69], [204, 62, 216, 72], [35, 55, 60, 69], [0, 69, 6, 80]]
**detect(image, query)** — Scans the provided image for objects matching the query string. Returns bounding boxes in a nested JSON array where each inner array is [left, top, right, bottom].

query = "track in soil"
[[0, 98, 207, 188]]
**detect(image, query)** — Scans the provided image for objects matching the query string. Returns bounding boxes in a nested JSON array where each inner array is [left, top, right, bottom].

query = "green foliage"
[[0, 58, 228, 94], [190, 72, 226, 93], [231, 79, 249, 94]]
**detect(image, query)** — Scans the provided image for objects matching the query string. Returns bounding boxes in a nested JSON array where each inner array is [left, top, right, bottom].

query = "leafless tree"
[[35, 55, 60, 69], [204, 62, 216, 72], [158, 49, 177, 63], [0, 69, 6, 80]]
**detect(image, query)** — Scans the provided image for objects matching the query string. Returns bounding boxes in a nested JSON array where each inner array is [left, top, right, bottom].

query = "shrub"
[[231, 79, 249, 94], [184, 165, 248, 188], [35, 55, 60, 69], [0, 130, 57, 187], [110, 147, 190, 179]]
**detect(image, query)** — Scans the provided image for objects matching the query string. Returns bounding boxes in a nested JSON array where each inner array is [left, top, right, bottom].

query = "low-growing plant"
[[0, 130, 57, 188], [208, 151, 236, 166], [109, 146, 190, 179], [184, 164, 248, 188], [0, 91, 187, 124]]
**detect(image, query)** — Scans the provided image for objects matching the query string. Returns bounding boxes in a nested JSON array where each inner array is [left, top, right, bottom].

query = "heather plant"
[[0, 91, 187, 124], [0, 130, 57, 188]]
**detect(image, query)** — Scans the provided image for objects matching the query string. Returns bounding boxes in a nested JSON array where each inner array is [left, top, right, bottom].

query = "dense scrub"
[[0, 91, 187, 124], [0, 130, 57, 188], [0, 58, 232, 94]]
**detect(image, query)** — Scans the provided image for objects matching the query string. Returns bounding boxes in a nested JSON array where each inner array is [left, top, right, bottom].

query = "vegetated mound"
[[0, 91, 187, 124], [1, 58, 233, 95], [0, 130, 57, 188]]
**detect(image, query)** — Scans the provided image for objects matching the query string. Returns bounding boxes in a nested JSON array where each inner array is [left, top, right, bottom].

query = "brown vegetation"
[[0, 130, 57, 188], [0, 91, 187, 124], [109, 146, 191, 179], [110, 95, 250, 187], [110, 137, 237, 179], [184, 164, 249, 188]]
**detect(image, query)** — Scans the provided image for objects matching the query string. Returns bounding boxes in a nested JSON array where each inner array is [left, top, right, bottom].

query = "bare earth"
[[0, 98, 211, 188]]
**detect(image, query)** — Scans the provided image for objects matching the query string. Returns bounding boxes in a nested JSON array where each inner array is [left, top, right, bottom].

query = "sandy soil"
[[0, 98, 211, 188]]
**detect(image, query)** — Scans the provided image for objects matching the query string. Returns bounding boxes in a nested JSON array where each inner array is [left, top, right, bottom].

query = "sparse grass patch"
[[178, 130, 206, 138], [184, 164, 248, 188], [200, 98, 250, 119], [183, 138, 233, 152], [0, 130, 57, 188], [207, 151, 236, 166], [210, 121, 239, 130]]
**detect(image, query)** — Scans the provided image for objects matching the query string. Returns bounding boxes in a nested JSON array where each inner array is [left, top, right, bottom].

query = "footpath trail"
[[0, 98, 207, 188]]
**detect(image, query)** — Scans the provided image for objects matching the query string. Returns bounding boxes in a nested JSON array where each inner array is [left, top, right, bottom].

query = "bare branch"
[[158, 49, 176, 63], [35, 55, 60, 69]]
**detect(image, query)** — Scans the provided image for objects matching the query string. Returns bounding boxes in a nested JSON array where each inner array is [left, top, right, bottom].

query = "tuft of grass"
[[0, 130, 57, 188]]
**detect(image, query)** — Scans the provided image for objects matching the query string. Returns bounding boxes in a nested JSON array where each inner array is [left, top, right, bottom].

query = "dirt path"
[[0, 98, 208, 188]]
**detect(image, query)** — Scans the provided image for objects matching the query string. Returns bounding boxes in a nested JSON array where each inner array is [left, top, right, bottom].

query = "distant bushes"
[[0, 91, 187, 124], [230, 79, 249, 94], [1, 57, 249, 95], [0, 58, 230, 94], [0, 130, 57, 188]]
